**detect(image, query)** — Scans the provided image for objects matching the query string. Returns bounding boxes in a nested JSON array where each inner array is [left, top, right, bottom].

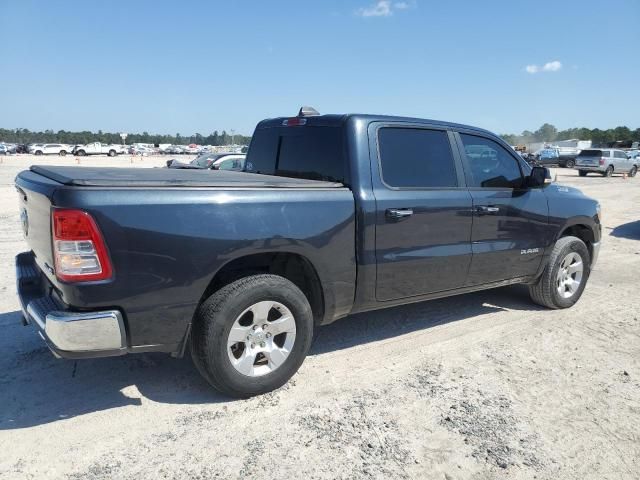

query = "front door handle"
[[386, 208, 414, 219], [475, 205, 500, 215]]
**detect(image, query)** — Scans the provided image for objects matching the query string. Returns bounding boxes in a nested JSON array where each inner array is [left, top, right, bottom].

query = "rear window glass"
[[245, 127, 347, 183], [578, 150, 603, 157], [377, 128, 457, 188]]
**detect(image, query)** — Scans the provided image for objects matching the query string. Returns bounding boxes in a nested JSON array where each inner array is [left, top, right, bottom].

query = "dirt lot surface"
[[0, 155, 638, 480]]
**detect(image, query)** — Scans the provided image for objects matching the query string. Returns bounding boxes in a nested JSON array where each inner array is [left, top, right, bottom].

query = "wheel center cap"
[[250, 331, 265, 343]]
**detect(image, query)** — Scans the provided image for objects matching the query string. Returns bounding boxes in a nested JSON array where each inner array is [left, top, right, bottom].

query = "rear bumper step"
[[16, 251, 127, 359]]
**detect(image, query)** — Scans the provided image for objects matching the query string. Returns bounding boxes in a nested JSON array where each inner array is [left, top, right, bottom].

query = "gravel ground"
[[0, 155, 639, 480]]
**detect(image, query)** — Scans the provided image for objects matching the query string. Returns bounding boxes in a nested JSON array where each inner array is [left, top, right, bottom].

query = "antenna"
[[298, 106, 320, 117]]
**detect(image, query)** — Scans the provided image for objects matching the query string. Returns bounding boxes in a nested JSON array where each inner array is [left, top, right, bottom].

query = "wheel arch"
[[557, 223, 597, 262], [198, 251, 326, 326]]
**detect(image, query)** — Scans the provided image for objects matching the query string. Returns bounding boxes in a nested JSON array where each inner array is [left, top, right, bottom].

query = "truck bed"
[[30, 165, 345, 189]]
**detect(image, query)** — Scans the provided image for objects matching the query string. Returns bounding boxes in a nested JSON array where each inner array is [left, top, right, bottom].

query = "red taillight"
[[52, 209, 113, 282], [599, 157, 605, 165]]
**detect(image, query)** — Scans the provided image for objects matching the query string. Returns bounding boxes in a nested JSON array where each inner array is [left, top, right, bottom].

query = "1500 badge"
[[521, 248, 540, 255]]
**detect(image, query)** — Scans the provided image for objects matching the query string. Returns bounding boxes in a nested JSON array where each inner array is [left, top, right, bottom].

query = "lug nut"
[[262, 324, 268, 329], [251, 343, 255, 348], [260, 342, 266, 348], [266, 332, 272, 338], [246, 335, 251, 341], [252, 325, 258, 330]]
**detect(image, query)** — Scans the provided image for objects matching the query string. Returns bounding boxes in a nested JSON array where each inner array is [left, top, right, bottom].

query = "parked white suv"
[[32, 144, 72, 156], [575, 149, 637, 177]]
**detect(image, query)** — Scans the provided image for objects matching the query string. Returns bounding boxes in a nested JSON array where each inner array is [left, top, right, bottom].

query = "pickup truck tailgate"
[[15, 170, 59, 276]]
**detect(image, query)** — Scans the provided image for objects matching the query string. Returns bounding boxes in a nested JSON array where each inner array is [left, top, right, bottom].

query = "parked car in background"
[[0, 144, 8, 155], [533, 147, 560, 166], [32, 144, 72, 156], [626, 150, 640, 162], [166, 152, 245, 170], [27, 144, 44, 154], [129, 145, 155, 156], [73, 142, 122, 156], [575, 149, 637, 177]]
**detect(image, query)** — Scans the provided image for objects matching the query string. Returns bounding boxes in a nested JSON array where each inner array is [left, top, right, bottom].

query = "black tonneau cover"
[[30, 166, 344, 188]]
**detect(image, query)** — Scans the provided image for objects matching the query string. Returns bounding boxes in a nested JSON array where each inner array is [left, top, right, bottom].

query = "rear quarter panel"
[[50, 187, 356, 348]]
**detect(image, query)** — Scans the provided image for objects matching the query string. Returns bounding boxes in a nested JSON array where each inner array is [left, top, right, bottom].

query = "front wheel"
[[565, 159, 575, 168], [108, 149, 116, 157], [59, 150, 67, 157], [629, 166, 637, 177], [529, 236, 590, 309], [578, 170, 587, 177], [190, 274, 314, 398], [77, 150, 86, 156], [35, 151, 43, 156]]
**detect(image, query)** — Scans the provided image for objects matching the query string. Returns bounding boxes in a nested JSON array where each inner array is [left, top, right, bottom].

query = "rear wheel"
[[629, 166, 637, 177], [59, 150, 66, 157], [604, 165, 614, 177], [529, 236, 590, 309], [108, 149, 116, 157], [578, 170, 587, 177], [190, 274, 314, 398], [35, 150, 42, 156], [77, 150, 86, 156], [565, 159, 575, 168]]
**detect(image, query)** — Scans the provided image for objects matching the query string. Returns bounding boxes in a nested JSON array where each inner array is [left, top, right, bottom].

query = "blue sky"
[[1, 0, 638, 136]]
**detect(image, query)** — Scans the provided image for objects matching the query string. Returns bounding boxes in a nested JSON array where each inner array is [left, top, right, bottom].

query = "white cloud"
[[358, 1, 392, 17], [356, 0, 413, 17], [542, 60, 562, 72], [524, 60, 562, 74]]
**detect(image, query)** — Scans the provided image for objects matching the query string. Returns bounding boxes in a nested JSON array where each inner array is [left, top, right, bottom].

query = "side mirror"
[[528, 166, 550, 187]]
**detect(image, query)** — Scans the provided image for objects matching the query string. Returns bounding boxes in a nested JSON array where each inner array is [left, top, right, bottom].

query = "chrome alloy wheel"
[[556, 252, 584, 299], [227, 301, 296, 377]]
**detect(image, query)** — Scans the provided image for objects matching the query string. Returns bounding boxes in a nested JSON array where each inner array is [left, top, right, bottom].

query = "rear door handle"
[[386, 208, 414, 219], [475, 205, 500, 215]]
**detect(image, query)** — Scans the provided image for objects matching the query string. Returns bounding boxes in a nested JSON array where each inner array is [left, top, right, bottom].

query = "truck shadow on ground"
[[0, 285, 542, 430], [610, 220, 640, 240]]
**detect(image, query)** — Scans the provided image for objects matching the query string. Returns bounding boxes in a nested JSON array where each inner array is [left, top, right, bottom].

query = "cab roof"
[[256, 113, 498, 138]]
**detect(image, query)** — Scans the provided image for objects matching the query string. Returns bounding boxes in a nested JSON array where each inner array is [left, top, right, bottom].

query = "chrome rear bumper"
[[16, 251, 127, 358]]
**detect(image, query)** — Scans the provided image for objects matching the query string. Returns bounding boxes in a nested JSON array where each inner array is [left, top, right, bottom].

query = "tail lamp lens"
[[52, 209, 113, 282], [600, 157, 605, 165]]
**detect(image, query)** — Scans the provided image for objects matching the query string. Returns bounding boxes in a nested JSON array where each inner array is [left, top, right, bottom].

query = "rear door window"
[[377, 127, 457, 188], [459, 134, 524, 188]]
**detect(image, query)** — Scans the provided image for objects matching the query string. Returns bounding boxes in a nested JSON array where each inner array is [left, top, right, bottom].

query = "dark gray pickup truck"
[[15, 108, 602, 397]]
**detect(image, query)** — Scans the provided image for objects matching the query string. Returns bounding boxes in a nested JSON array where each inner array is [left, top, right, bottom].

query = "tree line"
[[501, 124, 640, 146], [0, 128, 252, 146]]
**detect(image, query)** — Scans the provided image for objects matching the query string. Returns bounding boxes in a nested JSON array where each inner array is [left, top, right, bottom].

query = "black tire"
[[190, 274, 314, 398], [578, 170, 587, 177], [35, 150, 42, 156], [565, 159, 575, 168], [77, 150, 86, 156], [108, 149, 116, 157], [59, 150, 67, 157], [629, 166, 637, 178], [604, 165, 613, 177], [528, 236, 590, 309]]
